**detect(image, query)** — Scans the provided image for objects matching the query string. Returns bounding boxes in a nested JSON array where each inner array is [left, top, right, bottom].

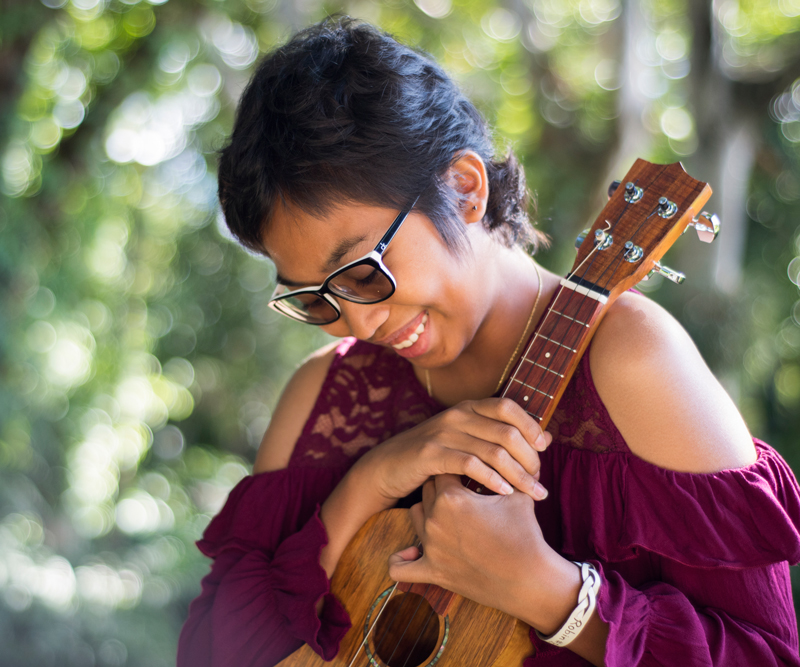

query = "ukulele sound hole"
[[371, 592, 441, 667]]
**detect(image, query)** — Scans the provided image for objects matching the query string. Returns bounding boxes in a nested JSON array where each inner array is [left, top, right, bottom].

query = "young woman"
[[177, 18, 800, 667]]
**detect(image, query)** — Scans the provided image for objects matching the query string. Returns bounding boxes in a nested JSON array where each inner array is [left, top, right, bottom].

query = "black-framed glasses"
[[267, 199, 418, 325]]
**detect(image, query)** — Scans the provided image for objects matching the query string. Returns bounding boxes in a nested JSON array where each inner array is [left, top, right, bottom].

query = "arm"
[[570, 291, 762, 663], [176, 467, 352, 667], [388, 293, 797, 666], [181, 340, 555, 666], [595, 559, 800, 667], [179, 343, 348, 667], [589, 291, 756, 474]]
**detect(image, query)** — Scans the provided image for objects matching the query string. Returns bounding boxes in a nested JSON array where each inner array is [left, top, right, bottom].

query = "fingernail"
[[500, 481, 514, 495], [533, 482, 548, 500], [534, 434, 547, 451]]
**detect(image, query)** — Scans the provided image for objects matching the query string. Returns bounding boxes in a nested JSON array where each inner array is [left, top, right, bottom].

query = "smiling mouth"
[[391, 313, 428, 350]]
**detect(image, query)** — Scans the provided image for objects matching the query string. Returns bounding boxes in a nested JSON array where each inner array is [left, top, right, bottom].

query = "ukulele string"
[[501, 190, 631, 411], [378, 583, 432, 667], [369, 175, 672, 667], [347, 582, 400, 667], [358, 173, 671, 667], [508, 206, 626, 418], [365, 541, 430, 667], [533, 206, 662, 409], [514, 185, 665, 421], [502, 208, 621, 415], [519, 203, 649, 421], [399, 604, 439, 667], [372, 578, 418, 658], [507, 169, 667, 417]]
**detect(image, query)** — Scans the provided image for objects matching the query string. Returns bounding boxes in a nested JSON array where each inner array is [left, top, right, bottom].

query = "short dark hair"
[[218, 17, 546, 254]]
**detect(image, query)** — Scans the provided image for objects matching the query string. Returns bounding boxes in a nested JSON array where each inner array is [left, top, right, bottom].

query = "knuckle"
[[442, 407, 465, 427], [421, 441, 446, 466], [419, 440, 437, 459], [486, 444, 510, 467], [461, 453, 482, 475], [439, 485, 462, 506], [495, 423, 517, 444], [496, 398, 518, 420]]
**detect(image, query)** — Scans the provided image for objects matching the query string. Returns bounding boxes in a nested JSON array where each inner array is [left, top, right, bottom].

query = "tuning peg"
[[689, 212, 720, 243], [649, 262, 685, 285], [607, 180, 621, 199], [575, 228, 589, 249]]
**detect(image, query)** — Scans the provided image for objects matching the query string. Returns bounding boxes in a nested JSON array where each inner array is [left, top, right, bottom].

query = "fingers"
[[389, 545, 421, 565], [471, 397, 550, 453], [445, 449, 516, 496], [420, 436, 544, 498], [408, 397, 553, 499], [387, 545, 429, 583], [463, 399, 551, 499], [392, 476, 459, 585]]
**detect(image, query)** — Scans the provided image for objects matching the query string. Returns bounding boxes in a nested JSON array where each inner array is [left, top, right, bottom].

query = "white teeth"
[[393, 338, 413, 350], [392, 314, 428, 350]]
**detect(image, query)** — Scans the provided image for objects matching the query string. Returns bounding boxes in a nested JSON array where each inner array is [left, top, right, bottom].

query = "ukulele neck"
[[501, 277, 609, 430]]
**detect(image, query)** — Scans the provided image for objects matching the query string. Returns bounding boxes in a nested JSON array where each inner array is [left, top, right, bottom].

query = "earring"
[[472, 205, 477, 211]]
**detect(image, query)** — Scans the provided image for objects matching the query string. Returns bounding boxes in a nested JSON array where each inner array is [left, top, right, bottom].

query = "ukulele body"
[[276, 508, 533, 667]]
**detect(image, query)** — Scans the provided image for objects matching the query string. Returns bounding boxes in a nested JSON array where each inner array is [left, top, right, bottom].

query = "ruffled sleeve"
[[177, 467, 352, 667], [595, 559, 800, 666], [533, 439, 800, 666], [555, 440, 800, 568]]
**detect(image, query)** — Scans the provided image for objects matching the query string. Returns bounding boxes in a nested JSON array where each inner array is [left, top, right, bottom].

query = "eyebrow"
[[275, 234, 369, 287]]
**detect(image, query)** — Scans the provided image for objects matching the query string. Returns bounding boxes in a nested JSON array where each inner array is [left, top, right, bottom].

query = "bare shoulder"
[[588, 291, 756, 473], [253, 340, 340, 474]]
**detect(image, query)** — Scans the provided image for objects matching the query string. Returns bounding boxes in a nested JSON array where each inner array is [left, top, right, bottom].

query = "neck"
[[425, 248, 555, 406]]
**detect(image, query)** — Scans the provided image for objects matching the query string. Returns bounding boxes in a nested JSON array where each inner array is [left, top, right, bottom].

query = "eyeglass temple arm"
[[373, 196, 420, 253]]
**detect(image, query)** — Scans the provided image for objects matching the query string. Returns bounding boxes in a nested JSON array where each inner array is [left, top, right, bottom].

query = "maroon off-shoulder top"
[[178, 337, 800, 666]]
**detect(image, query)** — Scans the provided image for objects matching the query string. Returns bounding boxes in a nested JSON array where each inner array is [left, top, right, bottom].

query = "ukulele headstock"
[[572, 159, 716, 297]]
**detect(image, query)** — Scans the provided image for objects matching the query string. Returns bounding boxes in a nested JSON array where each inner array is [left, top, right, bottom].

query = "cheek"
[[321, 321, 351, 338], [398, 247, 461, 301]]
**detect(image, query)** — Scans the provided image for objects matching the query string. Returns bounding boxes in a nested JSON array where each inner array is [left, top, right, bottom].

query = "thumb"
[[388, 546, 430, 584]]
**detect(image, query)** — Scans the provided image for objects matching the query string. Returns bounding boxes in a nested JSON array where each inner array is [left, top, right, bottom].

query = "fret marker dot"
[[524, 396, 529, 401], [545, 352, 551, 358]]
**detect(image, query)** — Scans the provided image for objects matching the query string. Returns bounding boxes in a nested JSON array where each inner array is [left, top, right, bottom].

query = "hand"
[[387, 474, 581, 633], [353, 397, 551, 510]]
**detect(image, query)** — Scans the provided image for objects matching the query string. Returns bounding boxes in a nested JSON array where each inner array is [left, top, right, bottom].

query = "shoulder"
[[588, 291, 756, 473], [253, 340, 342, 474]]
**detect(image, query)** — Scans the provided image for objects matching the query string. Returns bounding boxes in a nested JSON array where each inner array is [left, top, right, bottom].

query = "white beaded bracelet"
[[535, 561, 601, 647]]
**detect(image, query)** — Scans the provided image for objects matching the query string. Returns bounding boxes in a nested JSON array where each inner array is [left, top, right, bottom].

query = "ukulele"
[[277, 159, 719, 667]]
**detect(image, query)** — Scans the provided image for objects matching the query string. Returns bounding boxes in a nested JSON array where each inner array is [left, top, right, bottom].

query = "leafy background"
[[2, 0, 800, 664]]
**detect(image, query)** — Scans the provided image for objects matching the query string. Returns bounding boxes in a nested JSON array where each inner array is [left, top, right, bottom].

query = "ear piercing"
[[472, 205, 477, 210]]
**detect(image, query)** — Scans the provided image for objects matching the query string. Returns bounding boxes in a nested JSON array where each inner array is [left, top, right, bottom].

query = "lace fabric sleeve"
[[289, 338, 442, 468]]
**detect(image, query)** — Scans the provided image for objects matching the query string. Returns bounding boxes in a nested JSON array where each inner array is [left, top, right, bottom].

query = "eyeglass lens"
[[273, 293, 338, 324], [328, 263, 393, 302], [276, 261, 395, 324]]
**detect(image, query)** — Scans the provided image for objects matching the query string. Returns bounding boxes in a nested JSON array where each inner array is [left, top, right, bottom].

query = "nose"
[[335, 299, 390, 341]]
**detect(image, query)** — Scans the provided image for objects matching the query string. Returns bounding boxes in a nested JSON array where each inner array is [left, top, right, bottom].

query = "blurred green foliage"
[[2, 0, 800, 664]]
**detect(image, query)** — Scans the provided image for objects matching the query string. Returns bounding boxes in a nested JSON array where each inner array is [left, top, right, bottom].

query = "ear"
[[447, 151, 489, 224]]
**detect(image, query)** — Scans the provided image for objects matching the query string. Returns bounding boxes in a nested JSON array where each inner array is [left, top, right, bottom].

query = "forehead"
[[261, 200, 394, 282]]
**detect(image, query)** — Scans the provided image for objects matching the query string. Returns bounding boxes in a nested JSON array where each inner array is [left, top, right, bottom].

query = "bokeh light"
[[3, 1, 800, 665]]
